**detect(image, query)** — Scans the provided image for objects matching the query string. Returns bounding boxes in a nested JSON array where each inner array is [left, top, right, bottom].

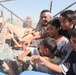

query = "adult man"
[[20, 9, 52, 45], [35, 9, 52, 34]]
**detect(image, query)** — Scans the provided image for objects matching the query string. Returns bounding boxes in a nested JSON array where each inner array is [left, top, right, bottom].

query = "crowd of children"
[[20, 9, 76, 75], [0, 9, 76, 75]]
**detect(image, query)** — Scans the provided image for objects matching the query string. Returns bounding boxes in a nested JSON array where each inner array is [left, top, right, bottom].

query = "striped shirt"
[[59, 50, 76, 75]]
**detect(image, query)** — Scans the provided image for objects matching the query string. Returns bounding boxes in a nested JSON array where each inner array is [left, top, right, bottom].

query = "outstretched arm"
[[6, 28, 22, 48], [18, 50, 31, 61], [19, 32, 49, 46], [30, 55, 62, 73]]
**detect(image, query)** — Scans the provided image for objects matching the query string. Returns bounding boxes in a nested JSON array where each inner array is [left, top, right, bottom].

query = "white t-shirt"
[[57, 36, 69, 51]]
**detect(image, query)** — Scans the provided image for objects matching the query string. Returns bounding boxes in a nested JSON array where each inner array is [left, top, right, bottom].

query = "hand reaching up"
[[30, 55, 46, 65]]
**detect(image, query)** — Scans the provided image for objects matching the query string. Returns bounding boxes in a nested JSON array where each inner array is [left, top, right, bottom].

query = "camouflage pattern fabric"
[[0, 43, 23, 61]]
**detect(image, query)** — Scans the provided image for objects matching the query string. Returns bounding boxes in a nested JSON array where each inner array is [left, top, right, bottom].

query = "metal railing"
[[53, 1, 76, 17], [0, 1, 76, 29], [0, 3, 35, 29]]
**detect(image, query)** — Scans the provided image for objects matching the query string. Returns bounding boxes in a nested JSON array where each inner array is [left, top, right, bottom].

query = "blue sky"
[[1, 0, 76, 23]]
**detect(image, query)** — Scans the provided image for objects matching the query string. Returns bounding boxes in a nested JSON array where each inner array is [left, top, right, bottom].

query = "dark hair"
[[47, 18, 60, 28], [70, 29, 76, 38], [41, 9, 50, 14], [40, 37, 57, 54], [60, 10, 75, 22], [74, 10, 76, 16], [74, 10, 76, 24]]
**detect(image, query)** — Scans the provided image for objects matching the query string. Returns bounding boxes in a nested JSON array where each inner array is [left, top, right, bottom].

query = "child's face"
[[70, 36, 76, 51], [46, 24, 59, 38], [39, 43, 50, 56], [60, 17, 72, 30]]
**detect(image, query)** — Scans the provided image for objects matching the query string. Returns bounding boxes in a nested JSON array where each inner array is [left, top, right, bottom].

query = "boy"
[[59, 10, 76, 39], [29, 18, 69, 59], [46, 18, 69, 59], [31, 29, 76, 75], [18, 38, 61, 74]]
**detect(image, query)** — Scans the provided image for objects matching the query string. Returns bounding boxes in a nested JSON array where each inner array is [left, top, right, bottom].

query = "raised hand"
[[30, 55, 46, 65]]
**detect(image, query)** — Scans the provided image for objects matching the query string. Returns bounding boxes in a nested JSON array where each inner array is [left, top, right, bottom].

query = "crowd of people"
[[0, 9, 76, 75]]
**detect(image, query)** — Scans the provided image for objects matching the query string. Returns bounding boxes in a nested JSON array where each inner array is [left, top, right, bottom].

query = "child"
[[46, 18, 69, 59], [31, 29, 76, 75], [59, 10, 76, 39], [18, 38, 61, 74], [30, 17, 69, 53]]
